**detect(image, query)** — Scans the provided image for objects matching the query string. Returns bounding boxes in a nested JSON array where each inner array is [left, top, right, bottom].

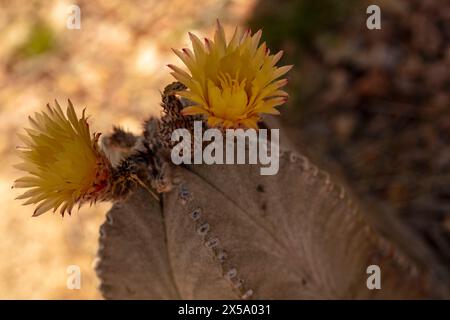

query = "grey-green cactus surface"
[[95, 146, 449, 299]]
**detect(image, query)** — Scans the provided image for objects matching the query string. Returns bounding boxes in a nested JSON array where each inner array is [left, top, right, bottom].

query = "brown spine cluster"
[[104, 82, 198, 202], [155, 82, 201, 152]]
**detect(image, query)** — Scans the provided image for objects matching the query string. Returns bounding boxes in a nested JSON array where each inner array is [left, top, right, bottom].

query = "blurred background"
[[0, 0, 448, 298]]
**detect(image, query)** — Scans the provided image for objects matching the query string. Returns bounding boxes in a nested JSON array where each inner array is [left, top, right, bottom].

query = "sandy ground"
[[0, 0, 255, 299]]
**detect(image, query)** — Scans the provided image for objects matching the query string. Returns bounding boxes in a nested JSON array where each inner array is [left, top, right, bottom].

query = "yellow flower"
[[14, 100, 112, 217], [169, 20, 292, 129]]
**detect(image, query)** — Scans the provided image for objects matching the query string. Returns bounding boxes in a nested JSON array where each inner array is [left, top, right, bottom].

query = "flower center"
[[208, 73, 248, 120]]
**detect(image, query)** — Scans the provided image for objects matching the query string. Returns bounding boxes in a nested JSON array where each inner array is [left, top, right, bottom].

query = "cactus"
[[94, 84, 449, 300]]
